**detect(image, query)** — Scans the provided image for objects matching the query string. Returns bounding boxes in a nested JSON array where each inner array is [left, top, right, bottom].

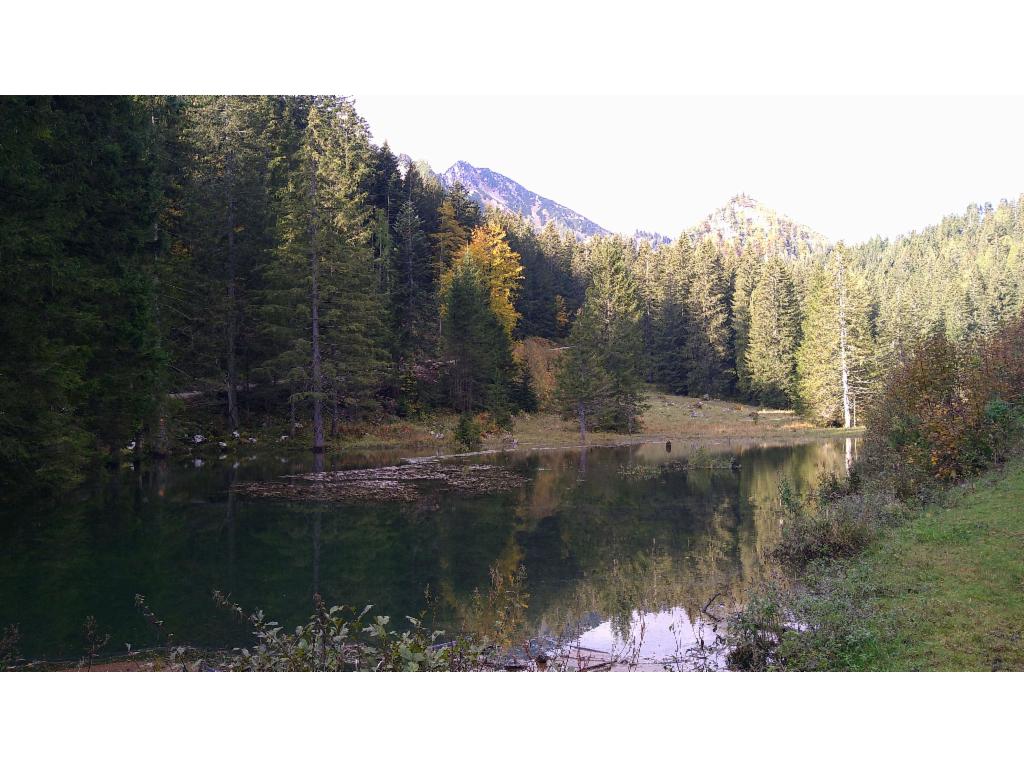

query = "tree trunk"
[[225, 147, 240, 432], [308, 154, 325, 454], [837, 256, 852, 429], [577, 401, 587, 444], [153, 412, 169, 458]]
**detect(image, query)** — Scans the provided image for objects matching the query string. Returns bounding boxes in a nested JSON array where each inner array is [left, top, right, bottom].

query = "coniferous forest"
[[3, 95, 1024, 495]]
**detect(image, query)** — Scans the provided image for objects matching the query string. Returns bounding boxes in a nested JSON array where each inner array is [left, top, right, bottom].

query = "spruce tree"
[[648, 238, 693, 394], [731, 245, 760, 397], [0, 96, 163, 486], [796, 245, 873, 426], [175, 95, 279, 430], [555, 238, 646, 436], [682, 239, 734, 397], [746, 256, 800, 407], [440, 255, 515, 418], [263, 97, 387, 450]]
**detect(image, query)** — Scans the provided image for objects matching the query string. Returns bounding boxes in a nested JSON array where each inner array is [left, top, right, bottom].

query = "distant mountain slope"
[[441, 160, 610, 239], [688, 193, 831, 261]]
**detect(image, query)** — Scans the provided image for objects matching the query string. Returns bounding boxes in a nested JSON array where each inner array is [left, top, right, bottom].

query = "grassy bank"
[[500, 392, 851, 450], [745, 460, 1024, 671], [170, 390, 855, 461], [846, 462, 1024, 670]]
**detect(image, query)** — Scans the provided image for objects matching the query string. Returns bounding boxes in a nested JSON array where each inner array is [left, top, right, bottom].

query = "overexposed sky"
[[355, 95, 1024, 243]]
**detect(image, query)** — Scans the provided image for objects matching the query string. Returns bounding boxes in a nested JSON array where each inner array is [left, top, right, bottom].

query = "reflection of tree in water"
[[509, 440, 856, 648], [0, 439, 857, 660]]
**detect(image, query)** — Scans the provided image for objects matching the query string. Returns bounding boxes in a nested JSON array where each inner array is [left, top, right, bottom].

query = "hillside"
[[688, 193, 832, 263], [441, 160, 609, 239]]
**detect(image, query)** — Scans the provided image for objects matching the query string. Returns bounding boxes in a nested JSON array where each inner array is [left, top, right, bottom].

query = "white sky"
[[355, 95, 1024, 243], [9, 3, 1023, 244]]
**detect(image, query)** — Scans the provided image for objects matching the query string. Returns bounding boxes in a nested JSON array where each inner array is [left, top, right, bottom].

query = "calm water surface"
[[0, 438, 857, 662]]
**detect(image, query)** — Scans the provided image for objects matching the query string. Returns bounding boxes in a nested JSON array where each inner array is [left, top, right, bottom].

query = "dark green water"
[[0, 438, 856, 662]]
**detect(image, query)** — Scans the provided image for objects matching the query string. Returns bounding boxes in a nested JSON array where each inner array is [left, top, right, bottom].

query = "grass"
[[490, 391, 852, 452], [778, 460, 1024, 671], [175, 390, 852, 460], [854, 462, 1024, 670]]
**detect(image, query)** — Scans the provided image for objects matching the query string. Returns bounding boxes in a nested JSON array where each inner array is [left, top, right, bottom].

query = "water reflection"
[[0, 438, 853, 662]]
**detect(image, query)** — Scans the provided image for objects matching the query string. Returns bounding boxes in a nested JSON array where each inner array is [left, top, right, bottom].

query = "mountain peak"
[[441, 161, 609, 239], [690, 194, 830, 261], [447, 159, 478, 174], [727, 192, 761, 209]]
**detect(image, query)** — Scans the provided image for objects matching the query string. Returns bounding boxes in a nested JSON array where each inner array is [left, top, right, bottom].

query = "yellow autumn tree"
[[439, 221, 524, 338], [463, 221, 523, 337]]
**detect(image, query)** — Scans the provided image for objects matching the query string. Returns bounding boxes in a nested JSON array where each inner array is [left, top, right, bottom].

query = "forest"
[[3, 94, 1024, 494]]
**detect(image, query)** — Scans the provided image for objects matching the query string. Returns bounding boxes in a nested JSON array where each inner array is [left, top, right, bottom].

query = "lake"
[[0, 437, 857, 665]]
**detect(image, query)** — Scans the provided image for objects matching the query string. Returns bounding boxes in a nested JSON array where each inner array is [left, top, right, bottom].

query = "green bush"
[[454, 413, 485, 450], [774, 475, 904, 568], [213, 592, 488, 672], [724, 585, 789, 671]]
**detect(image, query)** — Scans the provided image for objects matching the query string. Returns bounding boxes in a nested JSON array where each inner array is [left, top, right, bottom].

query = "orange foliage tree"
[[864, 315, 1024, 491]]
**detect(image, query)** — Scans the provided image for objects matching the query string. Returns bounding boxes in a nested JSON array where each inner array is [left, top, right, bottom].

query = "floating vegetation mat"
[[616, 451, 739, 480], [233, 461, 527, 503]]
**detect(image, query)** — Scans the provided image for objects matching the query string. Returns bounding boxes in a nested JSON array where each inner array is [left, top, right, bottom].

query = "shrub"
[[725, 560, 889, 671], [455, 413, 485, 450], [774, 475, 904, 568], [213, 592, 489, 672], [775, 496, 877, 566], [863, 316, 1024, 494], [724, 585, 789, 671]]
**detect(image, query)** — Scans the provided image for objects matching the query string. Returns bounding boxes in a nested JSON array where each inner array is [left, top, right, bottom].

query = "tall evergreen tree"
[[648, 238, 694, 394], [796, 245, 873, 426], [555, 238, 646, 436], [731, 245, 760, 397], [746, 256, 800, 407], [682, 239, 734, 396], [174, 96, 279, 430], [0, 96, 163, 487], [263, 97, 387, 450], [440, 255, 515, 418]]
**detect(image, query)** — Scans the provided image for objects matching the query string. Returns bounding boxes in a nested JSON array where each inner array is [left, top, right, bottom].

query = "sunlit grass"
[[494, 391, 845, 451], [836, 461, 1024, 670]]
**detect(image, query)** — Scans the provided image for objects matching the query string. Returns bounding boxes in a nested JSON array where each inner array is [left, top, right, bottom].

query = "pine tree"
[[796, 245, 873, 426], [746, 256, 800, 407], [175, 96, 279, 430], [440, 255, 515, 418], [0, 96, 163, 487], [682, 239, 734, 396], [555, 238, 646, 436], [648, 238, 693, 394], [264, 97, 388, 450], [731, 245, 760, 397]]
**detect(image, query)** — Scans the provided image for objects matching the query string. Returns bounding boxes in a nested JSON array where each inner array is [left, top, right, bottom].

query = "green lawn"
[[853, 462, 1024, 670]]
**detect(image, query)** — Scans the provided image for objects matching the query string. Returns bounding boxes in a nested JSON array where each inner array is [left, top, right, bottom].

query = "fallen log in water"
[[233, 461, 527, 503]]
